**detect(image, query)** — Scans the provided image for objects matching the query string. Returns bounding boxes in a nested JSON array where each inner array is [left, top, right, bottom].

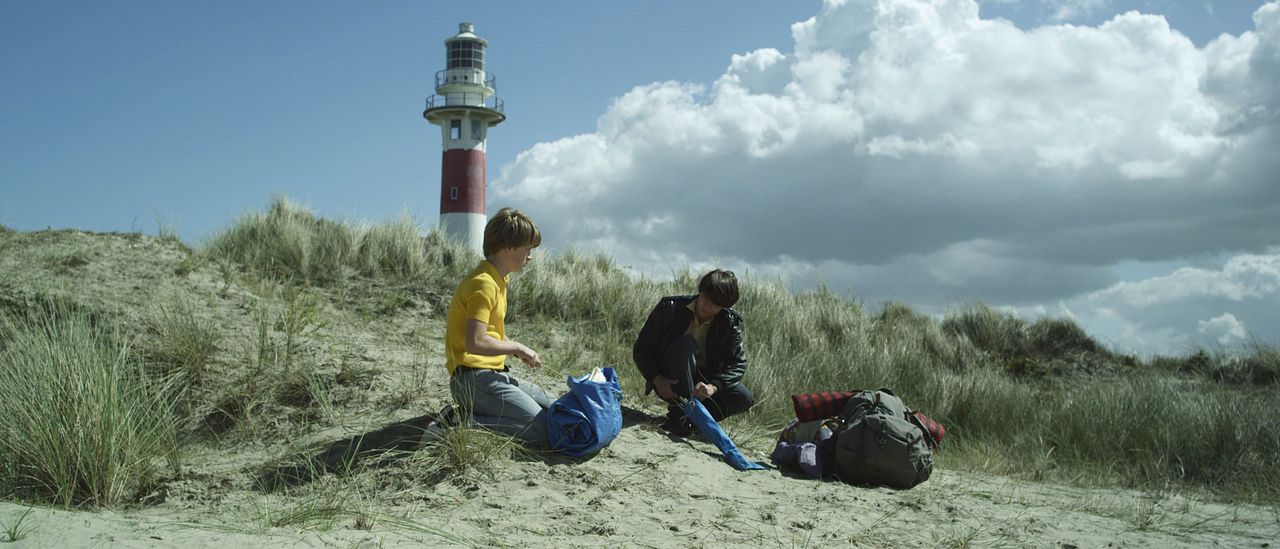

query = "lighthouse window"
[[447, 41, 485, 70], [448, 56, 474, 69], [450, 119, 461, 140], [471, 119, 483, 140], [450, 187, 459, 200]]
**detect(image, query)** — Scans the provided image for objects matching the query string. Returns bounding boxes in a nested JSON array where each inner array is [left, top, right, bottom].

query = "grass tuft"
[[206, 195, 357, 284], [141, 294, 221, 386], [205, 196, 474, 289], [511, 246, 662, 334], [196, 281, 332, 434], [408, 426, 521, 486], [1, 507, 36, 542], [1239, 341, 1280, 385], [1151, 342, 1280, 387], [941, 304, 1116, 377], [0, 303, 178, 507]]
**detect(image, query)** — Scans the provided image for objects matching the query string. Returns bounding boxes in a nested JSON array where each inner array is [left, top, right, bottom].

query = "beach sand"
[[2, 421, 1276, 548]]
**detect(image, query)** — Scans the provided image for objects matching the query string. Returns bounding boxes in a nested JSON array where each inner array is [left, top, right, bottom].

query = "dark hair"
[[483, 207, 541, 257], [698, 269, 739, 308]]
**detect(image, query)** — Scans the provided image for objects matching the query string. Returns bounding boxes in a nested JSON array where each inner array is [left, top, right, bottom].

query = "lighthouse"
[[424, 22, 506, 254]]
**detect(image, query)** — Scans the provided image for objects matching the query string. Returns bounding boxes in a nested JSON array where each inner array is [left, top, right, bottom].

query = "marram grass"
[[0, 304, 178, 507], [205, 195, 473, 287], [17, 196, 1271, 504], [512, 251, 1280, 500]]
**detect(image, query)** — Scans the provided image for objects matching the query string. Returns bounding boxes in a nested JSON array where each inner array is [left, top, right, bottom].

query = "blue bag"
[[680, 399, 767, 471], [546, 367, 623, 457]]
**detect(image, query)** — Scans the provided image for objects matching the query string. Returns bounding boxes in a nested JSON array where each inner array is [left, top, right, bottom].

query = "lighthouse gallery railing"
[[424, 94, 504, 112]]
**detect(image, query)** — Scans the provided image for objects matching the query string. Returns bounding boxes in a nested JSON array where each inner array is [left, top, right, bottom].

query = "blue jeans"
[[663, 335, 756, 422], [450, 367, 553, 447]]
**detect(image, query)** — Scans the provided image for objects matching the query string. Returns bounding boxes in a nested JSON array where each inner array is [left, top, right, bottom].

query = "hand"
[[513, 343, 542, 368], [693, 382, 718, 400], [652, 375, 677, 400]]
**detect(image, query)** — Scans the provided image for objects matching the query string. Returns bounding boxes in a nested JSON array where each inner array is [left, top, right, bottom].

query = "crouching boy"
[[632, 269, 756, 436]]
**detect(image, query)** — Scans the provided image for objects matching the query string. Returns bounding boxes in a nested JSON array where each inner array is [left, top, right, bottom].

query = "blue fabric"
[[771, 441, 826, 478], [546, 367, 623, 457], [680, 399, 767, 471]]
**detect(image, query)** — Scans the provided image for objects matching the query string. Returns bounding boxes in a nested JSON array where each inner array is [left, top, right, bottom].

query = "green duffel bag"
[[832, 388, 933, 489]]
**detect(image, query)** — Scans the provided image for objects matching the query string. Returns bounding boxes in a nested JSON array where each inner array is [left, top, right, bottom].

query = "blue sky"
[[3, 1, 1279, 356], [1, 1, 815, 237]]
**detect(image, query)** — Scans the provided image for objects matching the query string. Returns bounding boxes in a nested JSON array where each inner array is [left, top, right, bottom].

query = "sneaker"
[[660, 416, 693, 437], [419, 421, 446, 445], [437, 404, 460, 428]]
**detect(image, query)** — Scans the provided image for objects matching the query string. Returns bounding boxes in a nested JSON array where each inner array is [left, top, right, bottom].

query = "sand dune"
[[1, 229, 1276, 547]]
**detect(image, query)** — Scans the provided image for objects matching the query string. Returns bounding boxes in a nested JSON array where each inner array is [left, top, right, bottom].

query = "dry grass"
[[4, 197, 1277, 510], [0, 303, 178, 507]]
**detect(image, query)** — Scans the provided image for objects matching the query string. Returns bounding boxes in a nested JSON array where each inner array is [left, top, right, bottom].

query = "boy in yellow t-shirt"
[[444, 207, 552, 446]]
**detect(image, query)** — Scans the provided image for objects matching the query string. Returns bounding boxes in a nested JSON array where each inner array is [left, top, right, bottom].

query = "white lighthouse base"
[[441, 212, 486, 255]]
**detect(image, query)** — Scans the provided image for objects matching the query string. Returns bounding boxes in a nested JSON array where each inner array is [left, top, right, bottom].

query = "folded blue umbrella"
[[680, 398, 766, 471], [546, 367, 623, 457]]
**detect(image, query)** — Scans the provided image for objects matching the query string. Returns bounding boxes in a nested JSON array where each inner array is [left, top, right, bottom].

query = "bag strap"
[[905, 410, 936, 450]]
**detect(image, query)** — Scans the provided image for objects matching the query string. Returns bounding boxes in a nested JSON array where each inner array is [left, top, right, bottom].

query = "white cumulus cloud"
[[1198, 313, 1248, 345], [493, 0, 1280, 355], [1014, 251, 1280, 354]]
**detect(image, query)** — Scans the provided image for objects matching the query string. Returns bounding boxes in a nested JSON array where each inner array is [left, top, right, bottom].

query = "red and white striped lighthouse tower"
[[424, 22, 505, 254]]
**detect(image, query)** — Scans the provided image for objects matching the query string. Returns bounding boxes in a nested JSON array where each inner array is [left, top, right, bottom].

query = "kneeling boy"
[[444, 208, 551, 446]]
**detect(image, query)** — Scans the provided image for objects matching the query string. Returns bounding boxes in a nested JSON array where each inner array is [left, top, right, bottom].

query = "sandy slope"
[[1, 230, 1277, 548], [2, 422, 1277, 548]]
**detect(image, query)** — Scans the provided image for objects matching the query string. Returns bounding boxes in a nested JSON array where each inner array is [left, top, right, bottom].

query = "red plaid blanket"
[[791, 391, 856, 421], [911, 411, 945, 449]]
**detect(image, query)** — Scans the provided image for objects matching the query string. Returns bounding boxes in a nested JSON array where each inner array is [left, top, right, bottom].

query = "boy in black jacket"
[[633, 270, 755, 435]]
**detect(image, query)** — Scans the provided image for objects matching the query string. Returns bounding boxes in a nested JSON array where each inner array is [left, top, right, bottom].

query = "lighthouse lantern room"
[[424, 22, 506, 254]]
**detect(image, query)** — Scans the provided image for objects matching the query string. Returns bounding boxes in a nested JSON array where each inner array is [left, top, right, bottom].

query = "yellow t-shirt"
[[445, 260, 508, 376]]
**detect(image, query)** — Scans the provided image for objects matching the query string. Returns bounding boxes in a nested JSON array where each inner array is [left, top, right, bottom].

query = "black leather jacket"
[[633, 295, 748, 391]]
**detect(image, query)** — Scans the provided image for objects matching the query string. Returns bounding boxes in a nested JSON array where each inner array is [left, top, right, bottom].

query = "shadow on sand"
[[256, 405, 662, 491], [254, 411, 444, 492]]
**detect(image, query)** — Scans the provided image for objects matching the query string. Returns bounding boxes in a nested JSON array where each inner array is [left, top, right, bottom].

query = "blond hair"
[[483, 207, 541, 257]]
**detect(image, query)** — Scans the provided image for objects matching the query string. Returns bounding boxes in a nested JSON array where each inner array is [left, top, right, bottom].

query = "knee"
[[726, 384, 756, 414], [661, 336, 700, 376], [665, 335, 698, 359], [504, 398, 544, 423]]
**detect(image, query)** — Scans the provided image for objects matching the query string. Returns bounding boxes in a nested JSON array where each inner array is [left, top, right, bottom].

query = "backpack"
[[831, 388, 933, 489]]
